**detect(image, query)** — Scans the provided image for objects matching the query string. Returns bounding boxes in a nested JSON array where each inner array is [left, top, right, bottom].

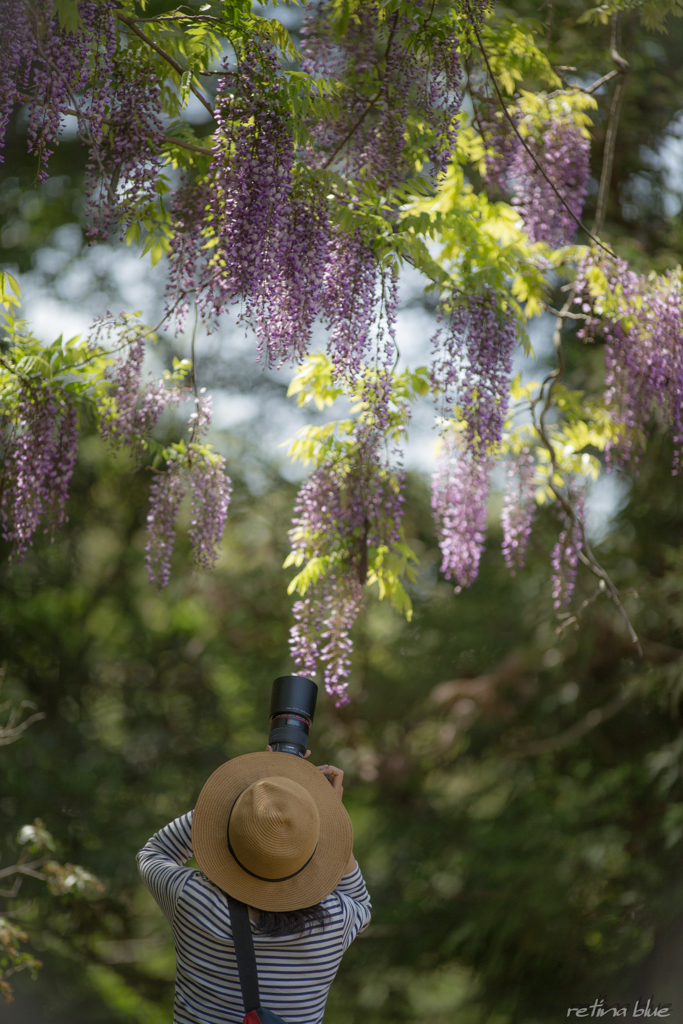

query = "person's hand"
[[265, 745, 311, 758], [315, 763, 344, 800]]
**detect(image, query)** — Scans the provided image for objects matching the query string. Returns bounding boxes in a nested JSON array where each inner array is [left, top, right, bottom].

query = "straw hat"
[[192, 752, 353, 912]]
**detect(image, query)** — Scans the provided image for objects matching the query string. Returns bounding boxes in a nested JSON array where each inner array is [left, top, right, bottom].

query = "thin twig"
[[189, 302, 200, 436], [162, 134, 213, 157], [544, 305, 588, 320], [19, 97, 213, 158], [554, 580, 605, 636], [125, 13, 224, 26], [0, 859, 47, 882], [0, 712, 46, 746], [554, 67, 620, 96], [530, 294, 642, 655], [592, 13, 630, 236], [467, 9, 616, 258], [116, 13, 215, 120]]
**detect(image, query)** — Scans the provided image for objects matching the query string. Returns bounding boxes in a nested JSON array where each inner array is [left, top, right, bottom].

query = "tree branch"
[[322, 13, 399, 170], [554, 67, 620, 95], [592, 13, 630, 236], [513, 689, 637, 756], [162, 134, 213, 157], [544, 0, 555, 52], [0, 859, 47, 882], [0, 712, 46, 747], [115, 13, 215, 121]]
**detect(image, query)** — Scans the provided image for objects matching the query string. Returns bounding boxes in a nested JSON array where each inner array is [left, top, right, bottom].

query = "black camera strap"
[[227, 896, 260, 1014]]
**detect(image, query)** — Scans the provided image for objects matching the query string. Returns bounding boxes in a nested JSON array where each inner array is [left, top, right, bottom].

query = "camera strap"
[[227, 896, 260, 1013], [227, 897, 289, 1024]]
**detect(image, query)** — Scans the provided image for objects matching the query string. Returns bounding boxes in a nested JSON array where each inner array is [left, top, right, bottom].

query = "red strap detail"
[[243, 1012, 262, 1024]]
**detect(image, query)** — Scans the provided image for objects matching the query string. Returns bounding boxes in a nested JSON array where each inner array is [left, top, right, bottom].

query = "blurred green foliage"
[[1, 423, 683, 1023]]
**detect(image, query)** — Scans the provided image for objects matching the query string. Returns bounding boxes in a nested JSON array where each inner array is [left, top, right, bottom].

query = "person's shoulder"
[[322, 881, 362, 915], [177, 868, 227, 907]]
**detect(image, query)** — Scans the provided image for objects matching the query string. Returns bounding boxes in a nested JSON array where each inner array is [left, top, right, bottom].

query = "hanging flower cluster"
[[287, 423, 405, 704], [0, 0, 164, 236], [284, 357, 414, 703], [508, 117, 590, 246], [575, 252, 683, 471], [428, 296, 517, 592], [84, 51, 164, 239], [551, 493, 585, 610], [145, 395, 232, 588], [431, 294, 517, 450], [0, 0, 118, 182], [475, 98, 520, 196], [475, 92, 592, 246], [1, 384, 78, 560], [432, 432, 491, 592], [89, 314, 233, 586], [96, 321, 183, 459], [0, 0, 33, 166], [301, 0, 463, 184], [501, 447, 536, 575]]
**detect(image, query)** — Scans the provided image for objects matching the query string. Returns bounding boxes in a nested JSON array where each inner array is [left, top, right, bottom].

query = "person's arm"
[[315, 763, 371, 940], [136, 810, 195, 922], [334, 863, 372, 944], [315, 761, 356, 871]]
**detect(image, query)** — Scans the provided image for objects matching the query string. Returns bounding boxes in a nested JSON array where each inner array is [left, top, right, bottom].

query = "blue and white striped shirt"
[[137, 812, 371, 1024]]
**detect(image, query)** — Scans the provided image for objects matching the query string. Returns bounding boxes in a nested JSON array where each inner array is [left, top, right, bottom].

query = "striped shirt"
[[137, 812, 371, 1024]]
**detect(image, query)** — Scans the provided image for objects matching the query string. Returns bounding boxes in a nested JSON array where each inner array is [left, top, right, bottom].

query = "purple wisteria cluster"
[[0, 0, 164, 237], [93, 318, 232, 587], [145, 395, 232, 589], [97, 327, 183, 459], [431, 432, 491, 592], [509, 118, 590, 245], [0, 0, 116, 181], [1, 0, 116, 177], [322, 232, 398, 379], [575, 252, 683, 471], [551, 493, 585, 610], [84, 52, 164, 239], [476, 100, 590, 246], [169, 43, 334, 367], [1, 385, 78, 560], [300, 0, 463, 184], [0, 0, 33, 165], [501, 447, 536, 574], [288, 424, 404, 703], [430, 296, 518, 593], [168, 40, 400, 380], [431, 294, 517, 451], [476, 100, 520, 195]]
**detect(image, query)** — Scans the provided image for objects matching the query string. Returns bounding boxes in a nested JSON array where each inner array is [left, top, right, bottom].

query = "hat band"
[[226, 791, 318, 884]]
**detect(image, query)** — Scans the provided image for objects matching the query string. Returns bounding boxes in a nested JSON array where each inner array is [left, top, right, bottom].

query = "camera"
[[268, 675, 318, 758]]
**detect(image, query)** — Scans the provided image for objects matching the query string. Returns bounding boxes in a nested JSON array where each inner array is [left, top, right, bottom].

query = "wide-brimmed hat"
[[192, 751, 353, 911]]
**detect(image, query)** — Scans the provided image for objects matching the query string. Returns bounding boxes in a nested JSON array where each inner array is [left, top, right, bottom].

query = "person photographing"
[[137, 676, 370, 1024]]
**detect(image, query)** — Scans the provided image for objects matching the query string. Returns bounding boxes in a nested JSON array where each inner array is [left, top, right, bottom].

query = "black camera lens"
[[268, 676, 318, 758]]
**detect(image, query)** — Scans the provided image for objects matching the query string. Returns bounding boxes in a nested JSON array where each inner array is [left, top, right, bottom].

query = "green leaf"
[[53, 0, 82, 32]]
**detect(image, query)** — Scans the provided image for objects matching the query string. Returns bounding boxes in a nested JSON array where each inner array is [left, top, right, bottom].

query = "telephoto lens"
[[268, 675, 318, 758]]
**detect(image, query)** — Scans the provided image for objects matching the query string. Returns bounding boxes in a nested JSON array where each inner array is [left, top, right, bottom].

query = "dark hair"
[[251, 903, 330, 938]]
